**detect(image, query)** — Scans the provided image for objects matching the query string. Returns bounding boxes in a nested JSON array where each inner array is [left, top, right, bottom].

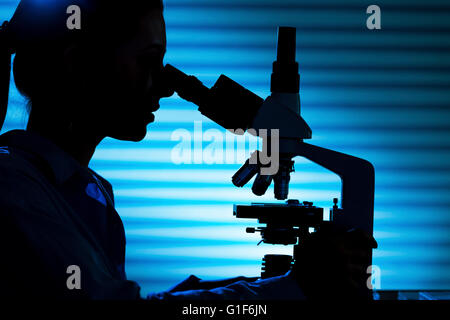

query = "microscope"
[[164, 26, 376, 294]]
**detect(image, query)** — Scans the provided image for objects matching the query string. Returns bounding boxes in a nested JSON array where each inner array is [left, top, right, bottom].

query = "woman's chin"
[[109, 124, 149, 142]]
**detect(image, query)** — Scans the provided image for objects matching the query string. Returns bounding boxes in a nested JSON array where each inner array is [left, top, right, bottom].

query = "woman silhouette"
[[0, 0, 175, 299]]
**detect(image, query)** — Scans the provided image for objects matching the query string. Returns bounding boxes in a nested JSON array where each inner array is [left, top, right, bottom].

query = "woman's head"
[[2, 0, 172, 141]]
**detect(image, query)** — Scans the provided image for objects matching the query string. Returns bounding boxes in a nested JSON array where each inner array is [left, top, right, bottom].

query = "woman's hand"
[[168, 275, 259, 293]]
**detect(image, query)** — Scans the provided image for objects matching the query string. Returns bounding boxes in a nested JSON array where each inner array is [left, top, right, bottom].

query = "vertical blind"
[[1, 0, 449, 295]]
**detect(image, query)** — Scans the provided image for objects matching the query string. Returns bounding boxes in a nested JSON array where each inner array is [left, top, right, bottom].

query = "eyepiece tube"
[[276, 26, 296, 63], [163, 64, 263, 131], [271, 27, 299, 93], [163, 64, 210, 107]]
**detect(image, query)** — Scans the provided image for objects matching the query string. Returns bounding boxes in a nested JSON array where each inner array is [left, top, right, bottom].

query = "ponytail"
[[0, 21, 13, 131]]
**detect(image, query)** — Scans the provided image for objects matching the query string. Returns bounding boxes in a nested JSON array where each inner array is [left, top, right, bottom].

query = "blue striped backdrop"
[[1, 0, 449, 294]]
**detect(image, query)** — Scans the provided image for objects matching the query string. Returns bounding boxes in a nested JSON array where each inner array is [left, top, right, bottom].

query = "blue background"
[[1, 0, 449, 295]]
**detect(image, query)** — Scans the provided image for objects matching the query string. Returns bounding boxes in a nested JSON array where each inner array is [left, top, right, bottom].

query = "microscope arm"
[[284, 140, 375, 236]]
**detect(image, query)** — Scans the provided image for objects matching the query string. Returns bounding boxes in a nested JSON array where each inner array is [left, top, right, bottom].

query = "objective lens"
[[274, 173, 290, 200], [252, 173, 273, 196], [273, 159, 295, 200], [232, 159, 259, 187]]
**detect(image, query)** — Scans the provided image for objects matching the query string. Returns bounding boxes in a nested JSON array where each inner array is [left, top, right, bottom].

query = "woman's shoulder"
[[0, 145, 53, 206], [0, 145, 45, 183]]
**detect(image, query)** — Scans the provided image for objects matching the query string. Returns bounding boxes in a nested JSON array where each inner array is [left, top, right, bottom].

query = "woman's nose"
[[154, 65, 175, 98]]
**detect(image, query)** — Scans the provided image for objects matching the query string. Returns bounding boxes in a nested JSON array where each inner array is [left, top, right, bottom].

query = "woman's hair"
[[0, 0, 164, 130]]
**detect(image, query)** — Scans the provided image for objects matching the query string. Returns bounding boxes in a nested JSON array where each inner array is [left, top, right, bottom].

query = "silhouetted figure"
[[0, 0, 174, 300]]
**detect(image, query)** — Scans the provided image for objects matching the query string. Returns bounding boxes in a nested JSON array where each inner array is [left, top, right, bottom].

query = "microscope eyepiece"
[[271, 27, 300, 94], [163, 64, 263, 131], [276, 26, 296, 63], [163, 64, 210, 107]]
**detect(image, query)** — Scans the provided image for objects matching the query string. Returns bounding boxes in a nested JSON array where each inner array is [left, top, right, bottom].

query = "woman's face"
[[71, 9, 170, 142]]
